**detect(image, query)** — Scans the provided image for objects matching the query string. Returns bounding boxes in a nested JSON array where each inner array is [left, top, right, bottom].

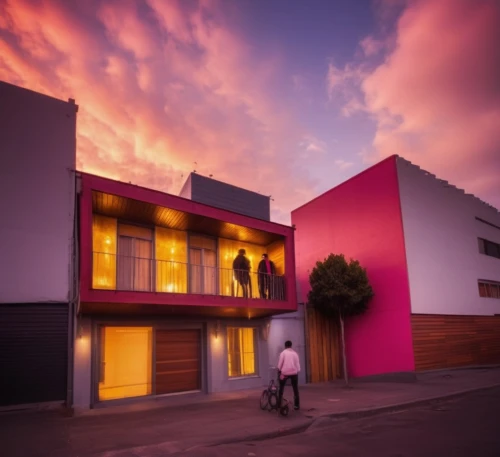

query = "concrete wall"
[[73, 317, 92, 411], [0, 81, 77, 303], [73, 317, 270, 410], [207, 318, 270, 392], [267, 305, 307, 385], [292, 156, 415, 377], [397, 157, 500, 316], [182, 173, 271, 221]]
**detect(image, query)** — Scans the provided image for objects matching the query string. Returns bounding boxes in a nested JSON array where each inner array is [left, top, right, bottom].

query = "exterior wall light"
[[213, 320, 221, 339]]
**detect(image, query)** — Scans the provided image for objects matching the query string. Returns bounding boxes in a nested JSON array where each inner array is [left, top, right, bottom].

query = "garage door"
[[0, 304, 68, 407], [155, 329, 201, 394]]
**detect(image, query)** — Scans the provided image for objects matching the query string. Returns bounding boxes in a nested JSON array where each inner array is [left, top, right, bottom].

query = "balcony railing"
[[92, 252, 286, 301]]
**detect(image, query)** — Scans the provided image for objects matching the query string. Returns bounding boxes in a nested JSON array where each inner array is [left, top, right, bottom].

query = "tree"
[[308, 253, 374, 385]]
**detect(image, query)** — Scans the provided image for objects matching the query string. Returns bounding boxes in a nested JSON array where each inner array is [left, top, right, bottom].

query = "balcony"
[[92, 252, 286, 300], [79, 173, 297, 318]]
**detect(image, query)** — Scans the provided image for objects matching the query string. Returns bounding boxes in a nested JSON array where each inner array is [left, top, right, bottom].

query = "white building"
[[0, 81, 78, 408]]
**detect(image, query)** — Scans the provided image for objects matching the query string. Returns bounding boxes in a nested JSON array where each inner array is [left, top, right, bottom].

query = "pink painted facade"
[[292, 155, 415, 377], [79, 173, 297, 317]]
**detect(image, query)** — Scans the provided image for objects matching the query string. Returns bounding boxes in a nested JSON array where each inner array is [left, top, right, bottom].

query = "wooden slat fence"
[[412, 314, 500, 371], [305, 306, 341, 382]]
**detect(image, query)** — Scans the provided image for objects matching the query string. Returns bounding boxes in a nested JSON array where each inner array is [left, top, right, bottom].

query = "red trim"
[[79, 181, 93, 299], [81, 288, 295, 310]]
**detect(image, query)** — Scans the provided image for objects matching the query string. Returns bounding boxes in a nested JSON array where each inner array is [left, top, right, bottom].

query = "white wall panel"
[[0, 82, 76, 303], [397, 157, 500, 316]]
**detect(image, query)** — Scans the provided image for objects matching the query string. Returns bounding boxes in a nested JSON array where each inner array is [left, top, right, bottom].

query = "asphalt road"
[[174, 386, 500, 457]]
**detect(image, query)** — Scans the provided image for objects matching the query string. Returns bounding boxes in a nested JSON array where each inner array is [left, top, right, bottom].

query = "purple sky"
[[1, 0, 499, 223]]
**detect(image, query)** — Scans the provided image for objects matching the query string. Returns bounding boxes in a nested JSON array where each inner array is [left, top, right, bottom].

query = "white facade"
[[0, 81, 77, 303], [397, 157, 500, 316]]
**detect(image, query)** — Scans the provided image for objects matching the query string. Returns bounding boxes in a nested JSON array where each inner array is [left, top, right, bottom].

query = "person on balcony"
[[233, 249, 251, 298], [258, 253, 276, 299]]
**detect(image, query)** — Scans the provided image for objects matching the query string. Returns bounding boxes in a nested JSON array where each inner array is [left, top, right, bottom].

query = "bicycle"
[[259, 366, 290, 416]]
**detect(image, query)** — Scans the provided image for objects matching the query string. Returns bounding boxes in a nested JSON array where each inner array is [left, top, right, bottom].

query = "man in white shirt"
[[277, 340, 300, 410]]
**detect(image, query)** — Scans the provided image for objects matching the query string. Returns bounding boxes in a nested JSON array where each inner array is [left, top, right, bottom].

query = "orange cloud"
[[0, 0, 317, 223]]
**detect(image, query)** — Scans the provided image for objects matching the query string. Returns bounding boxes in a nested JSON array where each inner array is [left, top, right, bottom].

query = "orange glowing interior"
[[98, 326, 152, 401]]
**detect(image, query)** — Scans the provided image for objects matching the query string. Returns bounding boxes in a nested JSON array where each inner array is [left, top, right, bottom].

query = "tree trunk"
[[339, 313, 348, 386]]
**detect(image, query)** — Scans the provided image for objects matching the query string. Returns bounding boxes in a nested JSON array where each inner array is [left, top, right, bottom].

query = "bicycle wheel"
[[268, 392, 278, 410], [260, 390, 269, 410]]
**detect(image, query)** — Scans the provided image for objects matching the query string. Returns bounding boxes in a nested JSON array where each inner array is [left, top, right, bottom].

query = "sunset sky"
[[1, 0, 499, 223]]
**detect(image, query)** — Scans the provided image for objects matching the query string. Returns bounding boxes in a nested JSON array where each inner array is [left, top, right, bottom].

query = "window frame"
[[478, 237, 500, 259], [478, 280, 500, 299], [226, 326, 258, 379]]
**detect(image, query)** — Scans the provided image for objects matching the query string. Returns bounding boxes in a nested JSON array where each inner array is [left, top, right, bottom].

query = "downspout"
[[301, 302, 310, 384], [66, 171, 80, 414]]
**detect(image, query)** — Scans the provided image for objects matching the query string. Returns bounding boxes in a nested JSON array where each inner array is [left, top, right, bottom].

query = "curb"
[[195, 383, 500, 450]]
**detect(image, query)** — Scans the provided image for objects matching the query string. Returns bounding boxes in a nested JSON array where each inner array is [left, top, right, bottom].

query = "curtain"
[[189, 249, 203, 294], [189, 235, 217, 295], [92, 215, 117, 289], [134, 239, 152, 291], [203, 250, 217, 295], [117, 236, 152, 291], [155, 227, 187, 293]]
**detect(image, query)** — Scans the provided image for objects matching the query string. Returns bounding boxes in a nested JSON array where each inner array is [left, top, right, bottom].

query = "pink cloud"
[[330, 0, 500, 209]]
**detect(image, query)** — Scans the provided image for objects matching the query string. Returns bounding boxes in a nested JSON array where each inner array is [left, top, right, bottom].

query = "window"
[[92, 215, 117, 289], [116, 224, 153, 291], [189, 235, 217, 295], [98, 326, 153, 401], [227, 327, 257, 377], [478, 280, 500, 299], [478, 238, 500, 259]]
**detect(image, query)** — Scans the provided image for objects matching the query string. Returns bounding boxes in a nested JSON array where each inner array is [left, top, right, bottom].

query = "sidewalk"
[[1, 367, 499, 457]]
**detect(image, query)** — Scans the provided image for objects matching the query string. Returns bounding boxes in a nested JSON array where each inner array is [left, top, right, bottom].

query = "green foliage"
[[308, 253, 374, 318]]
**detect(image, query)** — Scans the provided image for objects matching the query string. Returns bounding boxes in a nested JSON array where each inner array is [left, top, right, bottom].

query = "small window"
[[227, 327, 257, 377], [478, 238, 500, 259], [478, 280, 500, 299]]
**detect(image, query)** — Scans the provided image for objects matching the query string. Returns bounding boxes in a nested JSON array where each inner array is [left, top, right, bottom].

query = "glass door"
[[116, 224, 153, 291], [98, 326, 153, 401], [188, 235, 217, 295]]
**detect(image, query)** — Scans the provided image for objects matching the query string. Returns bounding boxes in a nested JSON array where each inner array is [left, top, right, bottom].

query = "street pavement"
[[174, 385, 500, 457], [0, 366, 499, 457]]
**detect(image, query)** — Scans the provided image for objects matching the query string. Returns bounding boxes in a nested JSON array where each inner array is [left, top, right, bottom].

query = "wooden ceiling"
[[92, 191, 284, 246]]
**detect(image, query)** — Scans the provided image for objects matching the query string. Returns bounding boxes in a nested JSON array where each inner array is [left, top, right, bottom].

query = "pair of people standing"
[[232, 250, 276, 299]]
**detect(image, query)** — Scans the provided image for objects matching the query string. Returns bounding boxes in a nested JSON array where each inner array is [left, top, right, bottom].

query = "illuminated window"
[[155, 227, 188, 293], [92, 215, 117, 289], [227, 327, 257, 377], [98, 326, 153, 401], [116, 224, 153, 292]]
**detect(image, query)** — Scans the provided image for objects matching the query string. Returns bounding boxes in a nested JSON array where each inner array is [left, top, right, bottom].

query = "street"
[[173, 386, 500, 457]]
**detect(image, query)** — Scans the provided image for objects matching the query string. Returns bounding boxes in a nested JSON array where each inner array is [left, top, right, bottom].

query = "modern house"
[[0, 80, 299, 412], [0, 81, 78, 408], [293, 155, 500, 380], [72, 172, 298, 410]]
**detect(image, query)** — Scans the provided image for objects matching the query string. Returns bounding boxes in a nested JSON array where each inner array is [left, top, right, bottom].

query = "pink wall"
[[79, 173, 296, 313], [292, 156, 415, 377]]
